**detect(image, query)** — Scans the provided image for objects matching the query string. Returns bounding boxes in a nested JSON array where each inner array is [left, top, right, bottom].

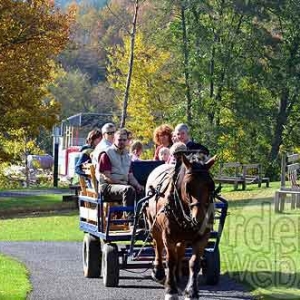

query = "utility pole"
[[52, 126, 60, 187]]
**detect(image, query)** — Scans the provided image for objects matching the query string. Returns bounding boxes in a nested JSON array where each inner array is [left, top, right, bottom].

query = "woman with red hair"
[[153, 124, 173, 160]]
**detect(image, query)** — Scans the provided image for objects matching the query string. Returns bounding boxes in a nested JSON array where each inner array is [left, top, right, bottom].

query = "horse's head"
[[176, 154, 216, 229]]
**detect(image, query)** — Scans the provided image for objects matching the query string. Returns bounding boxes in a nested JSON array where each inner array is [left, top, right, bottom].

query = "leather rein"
[[164, 166, 215, 232]]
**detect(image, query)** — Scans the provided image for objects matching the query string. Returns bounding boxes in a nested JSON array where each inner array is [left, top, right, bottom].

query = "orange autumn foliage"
[[0, 0, 75, 134]]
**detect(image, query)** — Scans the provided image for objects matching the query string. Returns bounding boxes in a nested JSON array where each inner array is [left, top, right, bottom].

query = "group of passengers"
[[75, 122, 209, 229], [152, 123, 209, 163]]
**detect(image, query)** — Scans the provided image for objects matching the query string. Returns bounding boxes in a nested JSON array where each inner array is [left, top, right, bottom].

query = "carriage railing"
[[79, 159, 228, 259], [79, 192, 227, 247], [129, 188, 159, 257], [208, 194, 228, 251], [127, 190, 228, 260], [79, 194, 137, 241]]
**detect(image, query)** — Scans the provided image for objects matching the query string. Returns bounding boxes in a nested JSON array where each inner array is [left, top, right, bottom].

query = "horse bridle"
[[168, 167, 214, 230]]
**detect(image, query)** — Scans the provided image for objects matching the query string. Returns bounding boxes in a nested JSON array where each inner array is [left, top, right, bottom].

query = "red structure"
[[57, 113, 115, 177]]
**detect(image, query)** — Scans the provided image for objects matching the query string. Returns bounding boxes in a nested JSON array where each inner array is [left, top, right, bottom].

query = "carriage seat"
[[79, 161, 167, 231], [79, 163, 128, 231], [79, 161, 165, 195], [131, 160, 165, 187], [79, 163, 98, 198]]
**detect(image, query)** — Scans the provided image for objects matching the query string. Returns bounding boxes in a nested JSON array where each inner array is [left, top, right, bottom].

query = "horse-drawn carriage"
[[78, 154, 228, 299]]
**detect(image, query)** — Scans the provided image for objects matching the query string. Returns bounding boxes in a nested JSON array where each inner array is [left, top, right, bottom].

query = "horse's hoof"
[[151, 271, 165, 284], [184, 290, 199, 300], [165, 294, 179, 300], [151, 268, 165, 284], [184, 292, 199, 300]]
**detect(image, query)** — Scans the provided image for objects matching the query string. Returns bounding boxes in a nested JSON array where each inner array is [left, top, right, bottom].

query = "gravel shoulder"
[[0, 241, 254, 300]]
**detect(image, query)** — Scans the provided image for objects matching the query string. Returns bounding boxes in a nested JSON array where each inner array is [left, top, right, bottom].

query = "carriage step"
[[109, 206, 134, 213], [108, 219, 133, 224], [131, 247, 195, 259], [215, 202, 226, 209], [210, 230, 219, 238], [106, 228, 145, 236], [131, 246, 155, 257], [131, 256, 155, 261]]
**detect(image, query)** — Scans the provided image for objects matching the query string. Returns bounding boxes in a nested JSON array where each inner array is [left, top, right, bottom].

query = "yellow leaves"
[[107, 32, 175, 143], [0, 128, 43, 164], [0, 0, 71, 138]]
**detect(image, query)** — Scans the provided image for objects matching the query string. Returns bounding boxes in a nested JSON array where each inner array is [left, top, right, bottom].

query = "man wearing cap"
[[174, 123, 209, 155], [98, 129, 143, 226], [92, 122, 116, 165]]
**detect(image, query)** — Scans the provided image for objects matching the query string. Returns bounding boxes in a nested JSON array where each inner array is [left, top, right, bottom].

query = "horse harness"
[[136, 163, 215, 260], [153, 163, 215, 234]]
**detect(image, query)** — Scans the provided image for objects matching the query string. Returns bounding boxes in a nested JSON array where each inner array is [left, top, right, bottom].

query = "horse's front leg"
[[175, 242, 186, 284], [151, 229, 166, 283], [184, 236, 209, 300], [164, 238, 179, 300], [184, 251, 200, 300]]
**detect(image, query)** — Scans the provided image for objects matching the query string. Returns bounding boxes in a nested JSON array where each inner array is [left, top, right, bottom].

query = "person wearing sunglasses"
[[98, 129, 144, 229], [92, 122, 116, 165]]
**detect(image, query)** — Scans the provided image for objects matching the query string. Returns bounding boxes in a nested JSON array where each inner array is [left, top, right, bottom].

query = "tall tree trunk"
[[180, 4, 192, 126], [191, 6, 203, 113], [209, 45, 215, 100], [267, 88, 289, 175], [120, 0, 139, 128], [208, 37, 216, 125], [211, 14, 243, 127], [268, 40, 299, 172]]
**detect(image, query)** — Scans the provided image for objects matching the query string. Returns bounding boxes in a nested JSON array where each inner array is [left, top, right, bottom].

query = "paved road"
[[0, 242, 254, 300]]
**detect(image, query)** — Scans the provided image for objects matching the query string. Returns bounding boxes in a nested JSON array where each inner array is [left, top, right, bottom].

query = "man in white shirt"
[[92, 122, 116, 167]]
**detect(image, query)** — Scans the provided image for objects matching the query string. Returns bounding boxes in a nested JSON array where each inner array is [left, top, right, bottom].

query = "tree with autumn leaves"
[[0, 0, 74, 163], [107, 32, 179, 142]]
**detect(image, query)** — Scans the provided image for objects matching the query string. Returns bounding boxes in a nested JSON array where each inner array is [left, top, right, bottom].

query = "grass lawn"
[[0, 254, 31, 299], [220, 183, 300, 299], [0, 183, 299, 299], [0, 193, 74, 214], [0, 211, 82, 241]]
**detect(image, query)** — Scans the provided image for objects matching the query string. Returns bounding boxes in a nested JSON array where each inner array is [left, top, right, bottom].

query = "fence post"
[[280, 153, 287, 188]]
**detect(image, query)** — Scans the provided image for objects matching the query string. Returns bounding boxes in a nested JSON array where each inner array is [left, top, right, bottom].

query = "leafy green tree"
[[146, 1, 280, 176], [250, 1, 300, 168], [49, 69, 116, 118]]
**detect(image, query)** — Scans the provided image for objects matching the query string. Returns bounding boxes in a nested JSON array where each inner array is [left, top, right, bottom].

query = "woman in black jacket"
[[75, 129, 102, 176]]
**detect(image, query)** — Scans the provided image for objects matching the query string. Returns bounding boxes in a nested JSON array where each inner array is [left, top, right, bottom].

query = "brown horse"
[[145, 153, 216, 300]]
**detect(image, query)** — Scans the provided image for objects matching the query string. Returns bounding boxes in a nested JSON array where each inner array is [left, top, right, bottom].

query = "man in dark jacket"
[[174, 123, 209, 155]]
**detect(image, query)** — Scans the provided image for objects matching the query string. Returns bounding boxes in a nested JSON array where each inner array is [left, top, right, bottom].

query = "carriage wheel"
[[102, 243, 119, 287], [82, 233, 102, 278], [202, 245, 220, 285]]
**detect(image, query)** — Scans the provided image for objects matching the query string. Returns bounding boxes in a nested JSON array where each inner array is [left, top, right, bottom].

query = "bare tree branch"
[[105, 2, 131, 36], [120, 0, 140, 127]]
